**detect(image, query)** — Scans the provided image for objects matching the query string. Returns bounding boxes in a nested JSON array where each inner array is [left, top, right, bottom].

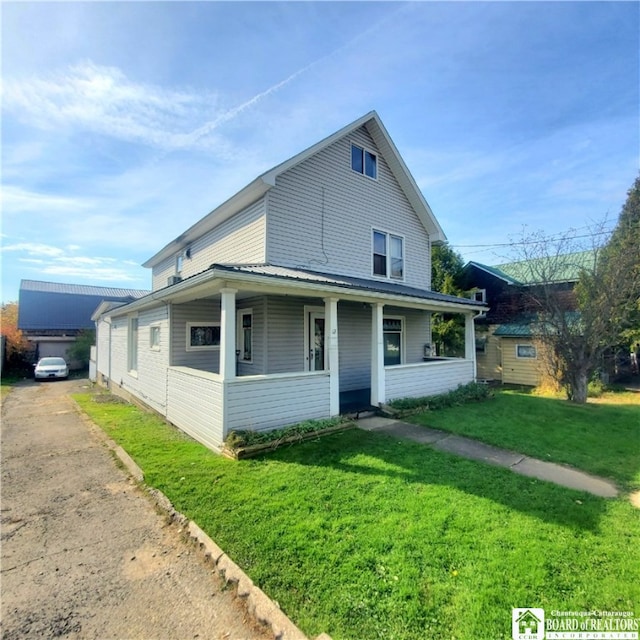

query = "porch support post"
[[324, 297, 340, 416], [465, 312, 477, 381], [220, 288, 238, 380], [371, 302, 385, 406]]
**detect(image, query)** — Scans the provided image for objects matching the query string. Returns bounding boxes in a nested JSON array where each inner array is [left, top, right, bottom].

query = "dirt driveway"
[[1, 378, 271, 640]]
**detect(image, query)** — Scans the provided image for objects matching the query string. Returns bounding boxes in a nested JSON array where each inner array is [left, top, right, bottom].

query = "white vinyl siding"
[[267, 126, 431, 290], [385, 359, 474, 402], [151, 198, 267, 291], [262, 298, 430, 390], [264, 296, 309, 374], [171, 300, 221, 372], [152, 255, 179, 291], [225, 372, 331, 432], [166, 367, 224, 450], [108, 306, 170, 413]]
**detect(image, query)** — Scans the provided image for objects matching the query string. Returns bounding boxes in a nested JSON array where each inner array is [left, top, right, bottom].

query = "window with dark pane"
[[373, 230, 387, 276], [351, 144, 364, 174], [241, 312, 252, 361], [364, 150, 377, 179], [383, 318, 402, 366], [390, 235, 403, 279]]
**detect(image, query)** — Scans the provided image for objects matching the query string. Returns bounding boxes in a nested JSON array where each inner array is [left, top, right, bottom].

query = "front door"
[[309, 312, 325, 371]]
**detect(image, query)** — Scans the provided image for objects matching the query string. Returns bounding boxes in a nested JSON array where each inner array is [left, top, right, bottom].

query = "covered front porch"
[[156, 264, 485, 447]]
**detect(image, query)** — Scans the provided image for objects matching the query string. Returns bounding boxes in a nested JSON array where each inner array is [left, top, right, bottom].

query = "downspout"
[[93, 319, 99, 384], [107, 318, 112, 389], [470, 311, 486, 382]]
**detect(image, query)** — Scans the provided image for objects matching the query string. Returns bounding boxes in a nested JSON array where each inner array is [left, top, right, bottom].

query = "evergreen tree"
[[431, 245, 466, 356]]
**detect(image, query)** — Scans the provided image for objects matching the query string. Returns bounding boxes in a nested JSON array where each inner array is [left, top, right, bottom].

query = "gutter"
[[100, 266, 487, 320]]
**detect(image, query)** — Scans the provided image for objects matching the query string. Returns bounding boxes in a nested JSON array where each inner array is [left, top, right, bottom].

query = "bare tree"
[[511, 205, 639, 403]]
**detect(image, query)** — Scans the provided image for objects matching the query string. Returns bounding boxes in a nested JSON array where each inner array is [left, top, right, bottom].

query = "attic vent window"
[[351, 144, 377, 179]]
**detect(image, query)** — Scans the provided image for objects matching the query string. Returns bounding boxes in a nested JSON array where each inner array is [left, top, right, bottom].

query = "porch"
[[103, 264, 485, 451]]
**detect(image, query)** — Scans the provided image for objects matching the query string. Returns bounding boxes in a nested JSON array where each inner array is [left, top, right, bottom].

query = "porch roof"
[[100, 263, 486, 318], [216, 264, 484, 308]]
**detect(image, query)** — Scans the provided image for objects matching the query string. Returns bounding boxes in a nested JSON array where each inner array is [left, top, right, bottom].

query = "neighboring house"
[[461, 251, 594, 386], [18, 280, 149, 368], [93, 111, 486, 452]]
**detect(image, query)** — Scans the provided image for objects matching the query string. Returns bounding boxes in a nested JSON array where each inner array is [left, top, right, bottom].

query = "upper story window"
[[351, 144, 377, 180], [471, 289, 486, 303], [373, 230, 404, 280]]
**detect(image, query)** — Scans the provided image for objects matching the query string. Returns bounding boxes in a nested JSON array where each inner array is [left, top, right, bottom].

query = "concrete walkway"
[[357, 417, 619, 498]]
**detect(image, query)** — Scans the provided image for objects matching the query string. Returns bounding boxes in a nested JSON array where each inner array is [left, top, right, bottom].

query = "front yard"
[[74, 390, 640, 640], [405, 387, 640, 490]]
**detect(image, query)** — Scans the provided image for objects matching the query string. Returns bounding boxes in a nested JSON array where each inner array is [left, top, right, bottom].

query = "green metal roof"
[[469, 250, 596, 286], [494, 312, 583, 338], [498, 250, 595, 284], [494, 323, 534, 337]]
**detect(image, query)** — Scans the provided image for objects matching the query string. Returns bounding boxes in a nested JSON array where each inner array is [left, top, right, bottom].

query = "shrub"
[[387, 382, 493, 415], [225, 416, 352, 450]]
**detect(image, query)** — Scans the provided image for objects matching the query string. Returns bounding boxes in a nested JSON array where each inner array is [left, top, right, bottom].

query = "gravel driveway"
[[1, 378, 271, 640]]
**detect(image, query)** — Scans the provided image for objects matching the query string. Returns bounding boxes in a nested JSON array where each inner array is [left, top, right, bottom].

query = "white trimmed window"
[[238, 310, 253, 363], [128, 316, 138, 372], [351, 144, 377, 179], [472, 289, 486, 303], [516, 344, 537, 359], [373, 230, 404, 280], [187, 323, 220, 351], [150, 325, 161, 350], [383, 317, 404, 366]]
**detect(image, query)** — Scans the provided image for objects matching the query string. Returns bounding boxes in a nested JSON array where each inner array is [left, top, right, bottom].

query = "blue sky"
[[2, 1, 638, 302]]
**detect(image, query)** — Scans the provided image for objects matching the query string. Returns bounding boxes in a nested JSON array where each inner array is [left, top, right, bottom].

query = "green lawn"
[[405, 388, 640, 490], [74, 392, 639, 640]]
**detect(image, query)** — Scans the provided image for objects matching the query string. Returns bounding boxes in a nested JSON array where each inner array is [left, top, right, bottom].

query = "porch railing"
[[385, 358, 474, 402], [225, 371, 331, 433], [167, 366, 224, 451]]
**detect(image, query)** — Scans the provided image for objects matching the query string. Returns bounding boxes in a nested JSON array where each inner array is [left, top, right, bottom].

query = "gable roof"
[[18, 280, 149, 331], [143, 111, 446, 269], [465, 250, 596, 286]]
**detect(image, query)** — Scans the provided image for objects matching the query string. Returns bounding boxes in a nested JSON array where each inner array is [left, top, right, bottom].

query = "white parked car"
[[34, 357, 69, 380]]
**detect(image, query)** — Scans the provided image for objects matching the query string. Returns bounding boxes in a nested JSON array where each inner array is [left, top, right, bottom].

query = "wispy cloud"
[[2, 61, 227, 152], [2, 242, 66, 257], [1, 185, 91, 214]]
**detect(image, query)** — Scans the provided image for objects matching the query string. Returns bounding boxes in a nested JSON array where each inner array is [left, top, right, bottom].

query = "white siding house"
[[93, 111, 486, 452]]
